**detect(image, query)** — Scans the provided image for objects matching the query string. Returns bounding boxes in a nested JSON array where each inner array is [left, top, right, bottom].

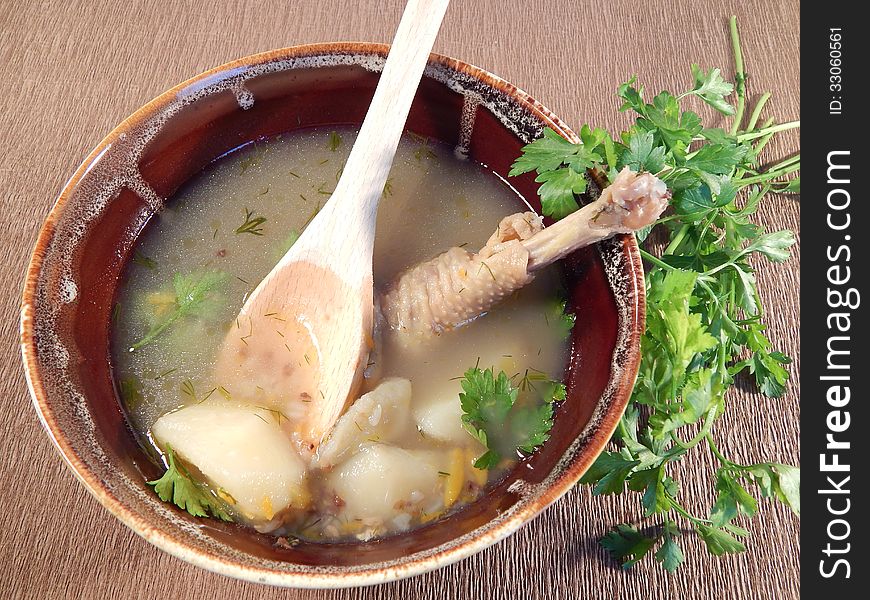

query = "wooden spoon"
[[215, 0, 450, 453]]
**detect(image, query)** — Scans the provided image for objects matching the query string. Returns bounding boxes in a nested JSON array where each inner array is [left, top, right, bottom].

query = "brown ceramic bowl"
[[21, 44, 644, 587]]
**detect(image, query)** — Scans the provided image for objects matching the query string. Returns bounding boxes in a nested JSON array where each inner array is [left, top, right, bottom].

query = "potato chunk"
[[326, 443, 444, 526], [314, 378, 413, 468], [413, 390, 468, 445], [151, 403, 307, 527]]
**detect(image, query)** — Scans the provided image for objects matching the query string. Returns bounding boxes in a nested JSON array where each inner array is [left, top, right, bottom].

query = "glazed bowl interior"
[[21, 44, 643, 587]]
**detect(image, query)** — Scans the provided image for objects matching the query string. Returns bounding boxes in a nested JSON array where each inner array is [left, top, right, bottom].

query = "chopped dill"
[[302, 202, 322, 228], [132, 271, 228, 351], [414, 144, 437, 161], [255, 406, 288, 424], [154, 368, 177, 380], [327, 131, 342, 152], [119, 376, 143, 409], [239, 153, 260, 174], [407, 131, 427, 144], [382, 177, 394, 198], [133, 251, 158, 270], [180, 379, 196, 400], [235, 207, 267, 235], [289, 170, 300, 178], [478, 261, 496, 281]]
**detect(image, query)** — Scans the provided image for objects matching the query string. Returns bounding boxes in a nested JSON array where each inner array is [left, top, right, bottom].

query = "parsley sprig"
[[148, 444, 233, 521], [459, 366, 565, 469], [512, 17, 799, 572]]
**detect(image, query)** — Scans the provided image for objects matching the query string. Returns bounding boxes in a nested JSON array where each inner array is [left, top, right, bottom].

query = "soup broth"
[[113, 127, 569, 541]]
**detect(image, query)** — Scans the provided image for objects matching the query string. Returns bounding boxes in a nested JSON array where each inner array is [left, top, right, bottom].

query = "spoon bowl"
[[218, 0, 450, 449]]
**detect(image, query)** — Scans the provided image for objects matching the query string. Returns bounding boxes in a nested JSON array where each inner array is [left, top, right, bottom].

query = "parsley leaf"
[[545, 298, 577, 339], [619, 129, 666, 173], [696, 524, 746, 556], [148, 445, 233, 521], [579, 451, 641, 495], [687, 65, 736, 115], [744, 230, 797, 263], [534, 167, 586, 218], [710, 468, 758, 526], [459, 366, 562, 469], [686, 142, 749, 175], [654, 520, 685, 572], [601, 524, 657, 569], [460, 367, 517, 468], [508, 128, 593, 176], [508, 127, 605, 218]]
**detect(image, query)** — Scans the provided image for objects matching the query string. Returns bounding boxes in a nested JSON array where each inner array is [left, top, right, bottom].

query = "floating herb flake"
[[235, 208, 267, 235], [327, 131, 342, 152]]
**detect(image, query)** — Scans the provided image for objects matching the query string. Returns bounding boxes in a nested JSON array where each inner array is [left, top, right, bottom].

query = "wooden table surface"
[[0, 1, 800, 598]]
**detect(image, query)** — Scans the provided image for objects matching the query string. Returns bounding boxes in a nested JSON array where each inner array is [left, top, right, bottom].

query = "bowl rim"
[[20, 42, 644, 588]]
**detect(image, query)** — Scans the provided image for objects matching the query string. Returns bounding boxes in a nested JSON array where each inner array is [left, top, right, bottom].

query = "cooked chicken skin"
[[379, 168, 669, 334]]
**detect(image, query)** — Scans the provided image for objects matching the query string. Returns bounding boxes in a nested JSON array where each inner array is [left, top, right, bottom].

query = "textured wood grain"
[[0, 1, 799, 598]]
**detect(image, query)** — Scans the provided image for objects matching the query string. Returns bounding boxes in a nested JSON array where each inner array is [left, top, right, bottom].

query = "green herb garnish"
[[132, 251, 158, 270], [180, 379, 196, 400], [513, 17, 799, 572], [148, 444, 233, 521], [239, 151, 260, 174], [459, 366, 563, 469], [130, 270, 228, 351], [327, 131, 342, 152], [118, 376, 143, 409], [235, 207, 267, 235], [277, 230, 300, 256], [544, 298, 576, 340]]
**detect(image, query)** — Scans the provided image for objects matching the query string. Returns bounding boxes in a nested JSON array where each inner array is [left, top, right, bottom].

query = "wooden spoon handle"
[[327, 0, 449, 228]]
